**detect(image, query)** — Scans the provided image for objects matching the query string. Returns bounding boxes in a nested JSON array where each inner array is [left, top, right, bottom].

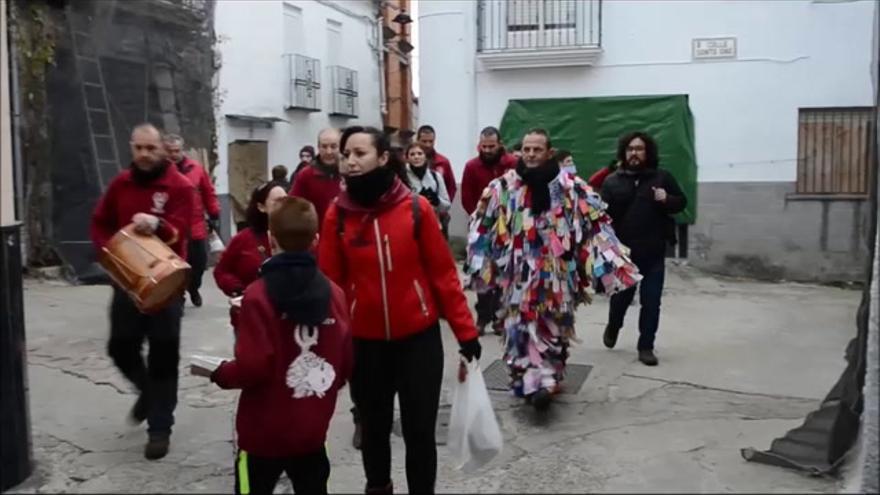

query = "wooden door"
[[228, 140, 268, 228]]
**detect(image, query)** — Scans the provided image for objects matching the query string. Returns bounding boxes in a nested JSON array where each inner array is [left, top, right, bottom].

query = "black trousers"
[[353, 323, 444, 494], [107, 288, 181, 434], [608, 259, 666, 351], [187, 238, 207, 294], [234, 447, 330, 495]]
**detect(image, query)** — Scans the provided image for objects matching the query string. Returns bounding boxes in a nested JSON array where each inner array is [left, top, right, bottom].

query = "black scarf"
[[411, 164, 428, 180], [344, 166, 396, 207], [313, 159, 340, 179], [516, 158, 559, 215], [260, 251, 331, 325], [130, 161, 169, 186]]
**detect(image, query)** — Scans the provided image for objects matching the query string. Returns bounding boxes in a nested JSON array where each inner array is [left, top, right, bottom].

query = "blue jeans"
[[608, 260, 666, 351]]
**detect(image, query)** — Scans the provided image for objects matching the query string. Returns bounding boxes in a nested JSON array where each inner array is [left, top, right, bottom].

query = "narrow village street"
[[11, 263, 858, 493]]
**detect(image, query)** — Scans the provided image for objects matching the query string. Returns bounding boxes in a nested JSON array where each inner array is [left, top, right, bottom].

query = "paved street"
[[10, 262, 858, 493]]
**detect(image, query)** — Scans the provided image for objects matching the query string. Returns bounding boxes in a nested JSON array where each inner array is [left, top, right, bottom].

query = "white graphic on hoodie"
[[286, 325, 336, 399]]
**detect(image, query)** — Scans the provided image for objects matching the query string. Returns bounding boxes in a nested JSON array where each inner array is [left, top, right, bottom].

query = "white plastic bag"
[[447, 360, 503, 473]]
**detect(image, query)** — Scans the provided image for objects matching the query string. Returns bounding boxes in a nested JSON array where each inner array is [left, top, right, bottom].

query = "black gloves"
[[420, 188, 441, 207], [459, 338, 482, 362], [208, 216, 221, 234]]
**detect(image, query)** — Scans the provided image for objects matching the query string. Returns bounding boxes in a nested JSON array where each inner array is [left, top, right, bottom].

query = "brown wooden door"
[[228, 140, 268, 227]]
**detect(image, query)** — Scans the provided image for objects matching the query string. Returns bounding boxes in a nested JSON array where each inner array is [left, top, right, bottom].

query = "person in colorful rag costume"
[[466, 128, 641, 410]]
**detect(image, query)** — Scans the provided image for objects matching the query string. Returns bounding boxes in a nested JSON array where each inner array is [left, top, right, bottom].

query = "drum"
[[100, 224, 191, 313]]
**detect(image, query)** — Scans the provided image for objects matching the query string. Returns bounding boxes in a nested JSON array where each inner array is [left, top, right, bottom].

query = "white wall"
[[214, 0, 382, 194], [419, 0, 877, 183]]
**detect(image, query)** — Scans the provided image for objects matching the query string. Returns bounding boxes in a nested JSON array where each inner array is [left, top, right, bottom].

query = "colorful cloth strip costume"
[[466, 169, 641, 397]]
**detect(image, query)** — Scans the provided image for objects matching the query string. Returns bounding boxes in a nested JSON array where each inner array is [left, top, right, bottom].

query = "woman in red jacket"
[[319, 126, 480, 495], [214, 181, 288, 326]]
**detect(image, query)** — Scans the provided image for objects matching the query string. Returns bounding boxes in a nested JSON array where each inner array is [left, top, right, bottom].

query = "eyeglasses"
[[626, 146, 646, 152]]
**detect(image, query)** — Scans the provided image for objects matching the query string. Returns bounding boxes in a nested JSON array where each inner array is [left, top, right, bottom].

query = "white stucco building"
[[213, 0, 383, 227], [419, 0, 878, 282]]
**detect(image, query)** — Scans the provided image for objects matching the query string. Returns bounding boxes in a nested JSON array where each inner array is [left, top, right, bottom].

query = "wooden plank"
[[797, 117, 809, 194]]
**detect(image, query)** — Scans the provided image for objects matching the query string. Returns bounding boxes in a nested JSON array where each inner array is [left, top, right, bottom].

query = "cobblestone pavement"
[[10, 263, 857, 493]]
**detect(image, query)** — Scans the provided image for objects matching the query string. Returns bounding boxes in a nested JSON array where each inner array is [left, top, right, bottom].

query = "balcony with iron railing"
[[477, 0, 602, 70]]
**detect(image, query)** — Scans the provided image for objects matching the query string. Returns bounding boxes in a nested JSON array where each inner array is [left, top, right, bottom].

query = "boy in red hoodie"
[[199, 196, 352, 495]]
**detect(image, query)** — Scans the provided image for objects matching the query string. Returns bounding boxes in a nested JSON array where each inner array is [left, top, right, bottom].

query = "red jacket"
[[176, 157, 220, 240], [90, 163, 193, 259], [289, 162, 342, 228], [213, 228, 272, 297], [318, 179, 478, 343], [213, 278, 352, 458], [588, 166, 614, 190], [431, 152, 457, 202], [461, 153, 518, 215]]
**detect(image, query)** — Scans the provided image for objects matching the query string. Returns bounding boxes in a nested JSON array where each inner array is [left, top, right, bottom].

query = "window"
[[326, 19, 342, 68], [796, 107, 876, 197], [478, 0, 600, 53], [506, 0, 576, 32], [329, 66, 358, 118], [283, 4, 304, 55]]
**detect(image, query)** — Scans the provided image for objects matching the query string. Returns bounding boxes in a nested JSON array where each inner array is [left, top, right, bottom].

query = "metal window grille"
[[285, 54, 321, 111], [796, 107, 877, 196], [329, 66, 358, 118], [478, 0, 601, 52]]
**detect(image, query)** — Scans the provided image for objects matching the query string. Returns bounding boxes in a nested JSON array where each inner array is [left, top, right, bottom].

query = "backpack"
[[336, 192, 423, 240]]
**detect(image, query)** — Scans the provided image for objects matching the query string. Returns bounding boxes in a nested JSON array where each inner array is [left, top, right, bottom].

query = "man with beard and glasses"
[[289, 128, 343, 228], [600, 132, 686, 366], [90, 123, 194, 460], [466, 128, 640, 411], [461, 126, 517, 336]]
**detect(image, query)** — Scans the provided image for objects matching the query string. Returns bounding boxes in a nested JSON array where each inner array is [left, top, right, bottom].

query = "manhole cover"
[[483, 359, 593, 395], [392, 404, 452, 445]]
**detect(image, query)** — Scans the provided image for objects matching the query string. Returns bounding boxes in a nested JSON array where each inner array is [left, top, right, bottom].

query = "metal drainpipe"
[[377, 15, 387, 118], [7, 3, 27, 262]]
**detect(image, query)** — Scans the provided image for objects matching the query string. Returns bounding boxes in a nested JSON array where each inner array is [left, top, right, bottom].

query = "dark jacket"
[[601, 167, 686, 264], [213, 252, 352, 458]]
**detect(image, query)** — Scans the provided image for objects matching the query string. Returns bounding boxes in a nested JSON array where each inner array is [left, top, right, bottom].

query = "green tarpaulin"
[[498, 94, 698, 224]]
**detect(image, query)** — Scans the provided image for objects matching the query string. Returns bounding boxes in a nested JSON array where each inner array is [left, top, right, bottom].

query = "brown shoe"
[[144, 433, 170, 460]]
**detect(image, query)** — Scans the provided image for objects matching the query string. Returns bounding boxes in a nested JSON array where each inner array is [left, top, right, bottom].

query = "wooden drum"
[[100, 224, 191, 313]]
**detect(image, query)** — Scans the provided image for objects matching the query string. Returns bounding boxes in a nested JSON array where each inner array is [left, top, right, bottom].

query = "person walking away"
[[404, 143, 450, 220], [202, 197, 352, 495], [460, 126, 517, 336], [417, 125, 457, 237], [272, 164, 291, 192], [163, 133, 220, 308], [214, 181, 288, 330], [600, 132, 686, 366], [90, 123, 194, 459], [319, 126, 481, 494], [290, 130, 343, 228], [466, 128, 640, 410]]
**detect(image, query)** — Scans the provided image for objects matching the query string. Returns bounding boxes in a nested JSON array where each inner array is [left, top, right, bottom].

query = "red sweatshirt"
[[289, 162, 342, 228], [213, 228, 271, 297], [212, 278, 352, 458], [588, 166, 614, 190], [90, 163, 193, 259], [176, 157, 220, 240], [431, 152, 457, 202], [460, 153, 518, 215]]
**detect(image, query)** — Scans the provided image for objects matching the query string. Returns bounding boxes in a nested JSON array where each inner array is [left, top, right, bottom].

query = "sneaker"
[[352, 420, 362, 450], [531, 388, 552, 411], [190, 290, 203, 308], [127, 393, 150, 426], [144, 433, 170, 460], [638, 349, 659, 366], [603, 325, 620, 349]]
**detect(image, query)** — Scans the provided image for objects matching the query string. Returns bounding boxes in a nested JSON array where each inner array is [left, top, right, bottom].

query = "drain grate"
[[482, 359, 593, 395]]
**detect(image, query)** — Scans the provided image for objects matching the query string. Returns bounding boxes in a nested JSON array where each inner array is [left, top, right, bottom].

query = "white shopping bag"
[[447, 360, 503, 473]]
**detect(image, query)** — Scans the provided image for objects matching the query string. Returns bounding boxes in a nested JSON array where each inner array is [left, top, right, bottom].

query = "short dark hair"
[[417, 125, 435, 137], [524, 128, 552, 149], [340, 126, 409, 187], [511, 141, 522, 152], [246, 180, 287, 233], [480, 126, 501, 139], [554, 149, 572, 162], [299, 145, 315, 158], [269, 196, 318, 252], [616, 131, 659, 169], [271, 164, 288, 181]]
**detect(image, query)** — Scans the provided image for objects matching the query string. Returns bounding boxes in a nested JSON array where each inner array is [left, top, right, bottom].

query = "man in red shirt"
[[461, 126, 517, 335], [417, 125, 456, 238], [289, 128, 342, 228], [163, 134, 220, 308], [90, 123, 193, 460]]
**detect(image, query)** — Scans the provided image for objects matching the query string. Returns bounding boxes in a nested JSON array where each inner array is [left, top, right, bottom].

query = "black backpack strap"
[[411, 193, 421, 240]]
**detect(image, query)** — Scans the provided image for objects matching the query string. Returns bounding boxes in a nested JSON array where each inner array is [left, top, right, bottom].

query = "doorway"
[[228, 140, 268, 231]]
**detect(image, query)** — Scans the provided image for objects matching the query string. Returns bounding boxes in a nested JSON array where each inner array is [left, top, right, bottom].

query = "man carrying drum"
[[90, 123, 194, 460]]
